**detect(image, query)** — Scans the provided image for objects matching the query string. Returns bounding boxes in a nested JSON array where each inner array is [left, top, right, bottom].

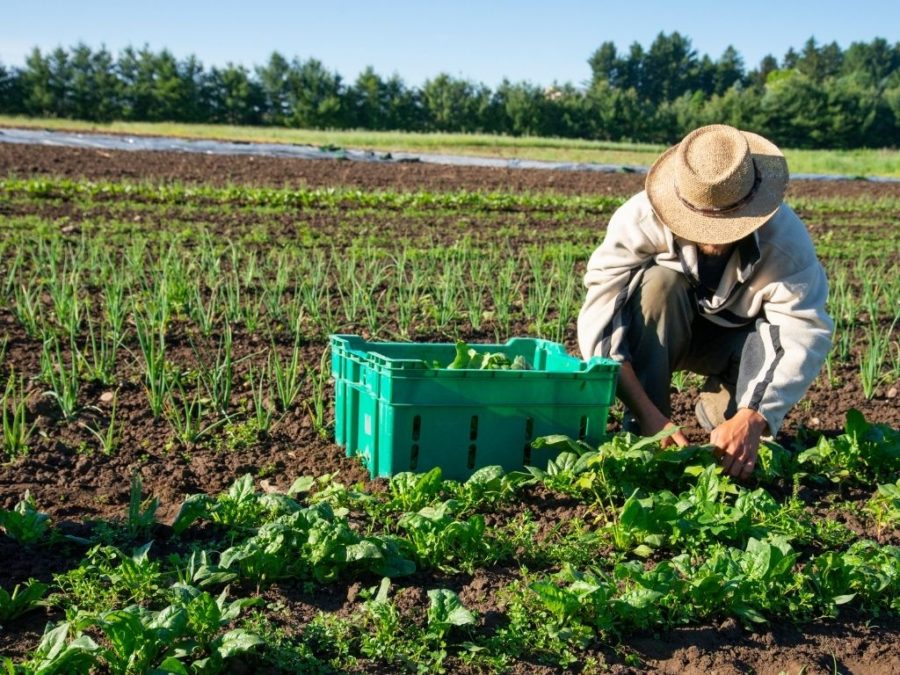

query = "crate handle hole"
[[523, 417, 534, 466], [410, 444, 419, 471], [467, 444, 477, 469], [469, 415, 479, 441], [412, 415, 421, 441], [578, 416, 588, 440]]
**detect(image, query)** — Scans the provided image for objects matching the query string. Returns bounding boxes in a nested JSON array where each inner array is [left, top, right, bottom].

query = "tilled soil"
[[3, 142, 900, 200], [1, 141, 898, 673]]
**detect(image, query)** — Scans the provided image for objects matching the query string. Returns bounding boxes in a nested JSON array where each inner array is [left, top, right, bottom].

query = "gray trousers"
[[623, 265, 765, 420]]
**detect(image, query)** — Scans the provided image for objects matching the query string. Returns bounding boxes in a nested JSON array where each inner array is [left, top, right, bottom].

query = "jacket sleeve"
[[736, 260, 834, 435], [577, 195, 665, 362]]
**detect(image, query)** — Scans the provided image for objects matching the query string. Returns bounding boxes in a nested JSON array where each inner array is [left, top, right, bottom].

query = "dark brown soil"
[[1, 141, 898, 673], [2, 141, 899, 200]]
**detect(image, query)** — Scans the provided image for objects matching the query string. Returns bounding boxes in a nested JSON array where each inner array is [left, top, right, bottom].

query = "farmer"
[[577, 124, 833, 480]]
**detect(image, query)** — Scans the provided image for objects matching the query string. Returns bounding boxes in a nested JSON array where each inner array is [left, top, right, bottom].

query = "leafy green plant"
[[18, 622, 99, 674], [426, 588, 477, 638], [797, 409, 900, 484], [219, 503, 415, 584], [866, 479, 900, 531], [54, 543, 163, 614], [446, 340, 528, 370], [162, 585, 264, 673], [0, 492, 50, 544], [387, 467, 444, 512], [94, 604, 185, 674], [0, 580, 49, 624], [397, 501, 506, 573]]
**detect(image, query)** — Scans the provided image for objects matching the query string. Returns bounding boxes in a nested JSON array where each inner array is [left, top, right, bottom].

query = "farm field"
[[2, 116, 899, 178], [0, 141, 898, 673]]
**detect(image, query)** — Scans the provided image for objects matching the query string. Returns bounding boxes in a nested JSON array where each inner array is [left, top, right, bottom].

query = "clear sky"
[[2, 0, 897, 87]]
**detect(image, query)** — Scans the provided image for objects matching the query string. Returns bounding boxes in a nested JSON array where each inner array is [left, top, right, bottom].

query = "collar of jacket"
[[674, 230, 761, 284]]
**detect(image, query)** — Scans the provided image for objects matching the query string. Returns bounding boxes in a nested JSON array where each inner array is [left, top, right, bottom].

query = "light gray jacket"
[[577, 191, 834, 434]]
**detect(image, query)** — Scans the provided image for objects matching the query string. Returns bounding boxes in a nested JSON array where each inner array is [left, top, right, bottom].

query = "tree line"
[[0, 33, 898, 149]]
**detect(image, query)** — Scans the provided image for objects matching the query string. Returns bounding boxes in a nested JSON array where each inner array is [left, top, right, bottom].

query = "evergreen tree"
[[205, 63, 263, 125], [713, 46, 745, 95], [285, 58, 346, 129], [0, 61, 24, 113], [256, 51, 292, 125]]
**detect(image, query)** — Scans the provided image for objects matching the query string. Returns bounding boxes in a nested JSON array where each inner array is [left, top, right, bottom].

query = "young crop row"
[[7, 176, 900, 218], [1, 217, 896, 466], [0, 177, 627, 214], [1, 412, 897, 672]]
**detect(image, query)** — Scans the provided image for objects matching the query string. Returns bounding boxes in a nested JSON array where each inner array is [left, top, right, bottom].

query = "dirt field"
[[0, 142, 898, 674]]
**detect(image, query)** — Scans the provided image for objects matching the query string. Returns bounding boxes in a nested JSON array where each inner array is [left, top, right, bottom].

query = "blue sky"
[[2, 0, 897, 87]]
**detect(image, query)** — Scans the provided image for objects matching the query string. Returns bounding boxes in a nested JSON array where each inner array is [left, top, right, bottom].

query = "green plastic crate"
[[330, 335, 620, 481]]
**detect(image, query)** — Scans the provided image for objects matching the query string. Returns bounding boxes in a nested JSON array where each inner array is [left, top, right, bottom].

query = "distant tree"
[[588, 42, 620, 87], [256, 51, 292, 125], [420, 74, 490, 132], [117, 46, 155, 120], [841, 38, 900, 87], [178, 54, 207, 123], [494, 79, 548, 136], [545, 82, 592, 138], [350, 66, 392, 129], [205, 63, 263, 125], [6, 36, 899, 148], [285, 58, 346, 128], [694, 54, 717, 96], [21, 48, 57, 116], [714, 46, 745, 95], [883, 85, 900, 145], [116, 47, 207, 122], [703, 86, 763, 132], [796, 37, 843, 82], [383, 73, 423, 130], [640, 32, 699, 103], [585, 81, 647, 141], [821, 73, 894, 148], [68, 43, 120, 121], [748, 54, 779, 89], [0, 61, 24, 114], [782, 47, 800, 70], [620, 42, 645, 93], [756, 70, 828, 147]]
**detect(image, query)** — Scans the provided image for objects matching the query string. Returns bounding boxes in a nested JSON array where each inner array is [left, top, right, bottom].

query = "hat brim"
[[645, 131, 789, 245]]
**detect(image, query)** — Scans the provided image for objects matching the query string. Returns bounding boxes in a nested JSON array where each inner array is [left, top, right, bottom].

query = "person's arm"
[[717, 211, 834, 479], [577, 194, 668, 363], [617, 362, 688, 447]]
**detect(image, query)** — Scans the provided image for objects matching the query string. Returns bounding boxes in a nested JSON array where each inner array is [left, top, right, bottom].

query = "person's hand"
[[639, 410, 689, 448], [615, 362, 688, 448], [710, 408, 768, 480]]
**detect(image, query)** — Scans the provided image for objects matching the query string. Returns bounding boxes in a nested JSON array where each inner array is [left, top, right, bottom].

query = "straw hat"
[[645, 124, 789, 245]]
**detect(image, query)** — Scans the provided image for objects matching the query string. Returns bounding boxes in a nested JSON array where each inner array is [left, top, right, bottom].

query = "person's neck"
[[696, 242, 734, 258]]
